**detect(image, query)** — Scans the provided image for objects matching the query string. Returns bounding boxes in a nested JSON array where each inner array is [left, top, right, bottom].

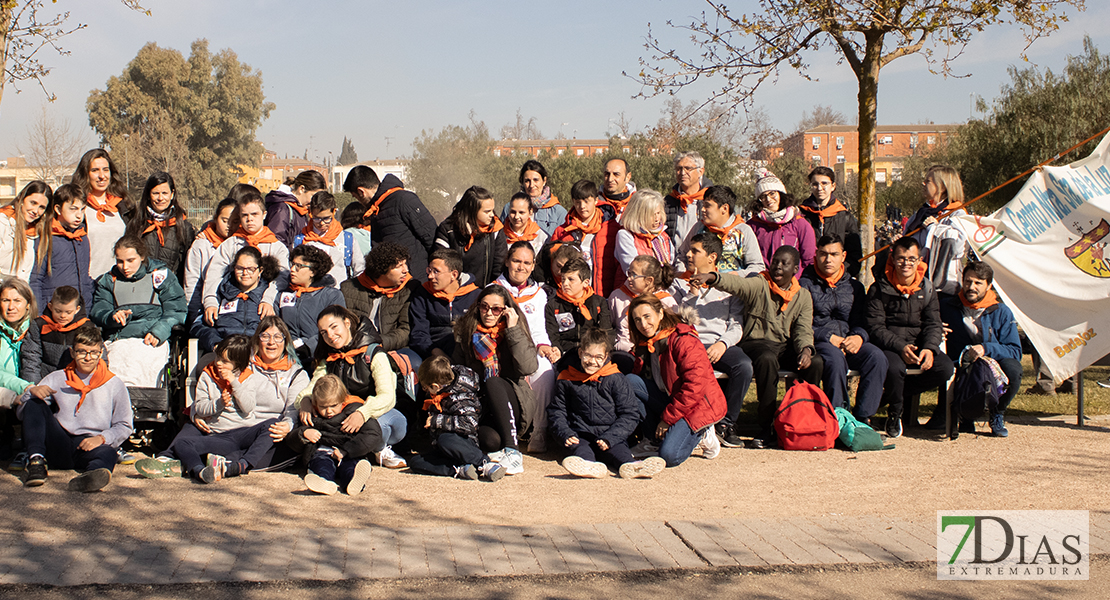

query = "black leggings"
[[478, 376, 521, 452]]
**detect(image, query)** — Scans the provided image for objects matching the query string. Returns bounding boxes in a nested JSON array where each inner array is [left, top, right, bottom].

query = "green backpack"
[[834, 407, 893, 452]]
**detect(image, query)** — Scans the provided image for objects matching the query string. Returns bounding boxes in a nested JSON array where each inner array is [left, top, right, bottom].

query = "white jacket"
[[0, 213, 37, 282], [495, 275, 551, 347]]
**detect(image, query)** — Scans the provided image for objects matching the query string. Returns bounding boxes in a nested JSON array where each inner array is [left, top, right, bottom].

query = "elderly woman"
[[615, 189, 674, 273]]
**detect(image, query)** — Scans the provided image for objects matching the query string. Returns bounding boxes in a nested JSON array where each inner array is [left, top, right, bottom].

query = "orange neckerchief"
[[675, 187, 705, 212], [654, 290, 673, 302], [640, 326, 676, 354], [51, 222, 86, 241], [475, 321, 506, 338], [602, 195, 630, 216], [506, 282, 541, 305], [85, 194, 122, 223], [288, 283, 324, 298], [563, 208, 602, 236], [535, 194, 560, 210], [202, 363, 252, 395], [363, 187, 404, 222], [286, 200, 309, 217], [633, 227, 666, 243], [465, 217, 504, 252], [422, 280, 479, 303], [506, 220, 541, 243], [41, 315, 89, 336], [677, 271, 708, 290], [423, 392, 448, 412], [0, 205, 37, 237], [800, 199, 848, 224], [761, 271, 801, 312], [816, 264, 846, 289], [960, 288, 999, 311], [885, 259, 928, 296], [556, 286, 596, 321], [617, 284, 638, 299], [142, 217, 177, 245], [200, 223, 226, 248], [64, 359, 114, 413], [301, 218, 343, 246], [233, 225, 279, 247], [327, 345, 368, 365], [558, 362, 621, 383], [704, 215, 743, 239], [251, 354, 296, 372], [359, 272, 412, 298]]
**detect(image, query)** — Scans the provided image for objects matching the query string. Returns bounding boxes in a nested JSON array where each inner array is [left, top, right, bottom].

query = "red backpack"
[[774, 382, 840, 451]]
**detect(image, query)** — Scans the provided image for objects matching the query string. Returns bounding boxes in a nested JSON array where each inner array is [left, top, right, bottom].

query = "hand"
[[828, 334, 845, 349], [332, 448, 345, 461], [341, 410, 366, 433], [901, 344, 919, 366], [193, 417, 212, 434], [919, 348, 934, 371], [143, 333, 160, 347], [690, 272, 716, 287], [705, 341, 727, 363], [204, 306, 218, 326], [797, 347, 813, 370], [565, 436, 579, 447], [655, 421, 670, 439], [537, 345, 558, 363], [221, 388, 234, 409], [942, 324, 953, 337], [965, 344, 985, 362], [425, 415, 434, 429], [505, 306, 519, 328], [269, 420, 292, 442], [215, 361, 235, 383], [841, 335, 863, 354], [299, 399, 314, 426], [596, 439, 610, 451], [304, 428, 321, 443], [924, 216, 938, 227], [77, 435, 105, 452], [26, 385, 56, 400], [258, 303, 275, 318], [112, 309, 132, 327]]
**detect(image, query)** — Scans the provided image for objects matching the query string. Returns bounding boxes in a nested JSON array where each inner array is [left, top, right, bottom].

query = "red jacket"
[[641, 323, 727, 432], [549, 202, 624, 297]]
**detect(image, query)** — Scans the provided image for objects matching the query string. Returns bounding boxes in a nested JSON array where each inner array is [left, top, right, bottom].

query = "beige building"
[[0, 156, 75, 204]]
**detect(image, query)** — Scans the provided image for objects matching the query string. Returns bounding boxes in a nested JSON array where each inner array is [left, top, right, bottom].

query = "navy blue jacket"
[[191, 274, 268, 354], [30, 231, 94, 309], [365, 175, 437, 279], [798, 266, 869, 344], [408, 275, 479, 358], [275, 274, 346, 364], [940, 295, 1022, 362], [548, 357, 640, 446]]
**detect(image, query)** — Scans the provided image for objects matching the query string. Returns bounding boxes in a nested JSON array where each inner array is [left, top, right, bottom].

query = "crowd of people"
[[0, 148, 1020, 495]]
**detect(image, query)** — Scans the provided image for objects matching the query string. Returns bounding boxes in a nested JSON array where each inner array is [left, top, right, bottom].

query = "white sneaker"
[[304, 471, 338, 495], [500, 447, 524, 475], [698, 427, 721, 460], [376, 446, 407, 469], [346, 459, 373, 496], [486, 450, 506, 463], [629, 440, 660, 458], [562, 455, 608, 478], [619, 456, 666, 479]]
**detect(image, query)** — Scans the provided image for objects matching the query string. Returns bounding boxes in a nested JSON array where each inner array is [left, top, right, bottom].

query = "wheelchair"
[[124, 325, 189, 452]]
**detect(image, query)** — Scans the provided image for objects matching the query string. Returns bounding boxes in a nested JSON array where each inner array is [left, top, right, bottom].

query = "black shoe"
[[886, 415, 903, 439], [23, 456, 47, 487], [716, 423, 744, 448], [68, 468, 111, 493], [746, 438, 768, 450]]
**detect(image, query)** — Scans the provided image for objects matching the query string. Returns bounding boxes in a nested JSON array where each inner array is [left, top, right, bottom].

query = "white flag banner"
[[953, 131, 1110, 384]]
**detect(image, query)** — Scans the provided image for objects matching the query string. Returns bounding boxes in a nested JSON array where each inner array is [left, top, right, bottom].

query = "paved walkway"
[[2, 513, 1108, 586]]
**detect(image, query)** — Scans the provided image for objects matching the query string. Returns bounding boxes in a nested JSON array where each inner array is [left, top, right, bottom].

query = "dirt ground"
[[2, 413, 1108, 541]]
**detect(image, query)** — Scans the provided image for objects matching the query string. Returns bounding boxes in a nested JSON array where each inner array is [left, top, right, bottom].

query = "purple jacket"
[[748, 209, 816, 271], [264, 189, 309, 250]]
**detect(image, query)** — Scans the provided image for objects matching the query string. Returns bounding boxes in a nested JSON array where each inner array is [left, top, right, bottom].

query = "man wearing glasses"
[[866, 236, 954, 439], [293, 191, 364, 288], [18, 323, 133, 492], [665, 151, 711, 254]]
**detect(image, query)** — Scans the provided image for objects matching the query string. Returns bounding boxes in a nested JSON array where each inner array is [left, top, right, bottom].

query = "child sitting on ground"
[[608, 255, 677, 352], [289, 374, 382, 496], [545, 257, 613, 359], [21, 286, 90, 385], [407, 356, 506, 482], [549, 328, 664, 479]]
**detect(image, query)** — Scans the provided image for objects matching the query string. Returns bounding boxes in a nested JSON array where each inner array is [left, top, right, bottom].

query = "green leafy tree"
[[87, 39, 274, 207], [634, 0, 1085, 281], [337, 136, 358, 165]]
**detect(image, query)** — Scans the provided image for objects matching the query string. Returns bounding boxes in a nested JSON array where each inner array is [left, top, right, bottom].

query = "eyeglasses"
[[478, 304, 506, 316], [626, 273, 648, 281], [74, 350, 103, 359], [290, 262, 311, 271], [893, 256, 919, 265], [675, 165, 701, 173], [234, 266, 259, 274], [580, 352, 608, 363], [258, 334, 285, 342], [312, 216, 334, 225]]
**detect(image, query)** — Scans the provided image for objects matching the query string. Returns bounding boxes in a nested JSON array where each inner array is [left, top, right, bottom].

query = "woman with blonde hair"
[[615, 189, 673, 273], [0, 181, 51, 282], [904, 164, 968, 296]]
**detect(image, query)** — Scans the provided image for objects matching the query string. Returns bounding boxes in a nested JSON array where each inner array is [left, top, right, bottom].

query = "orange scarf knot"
[[555, 286, 596, 321], [202, 363, 252, 395], [675, 187, 705, 212], [289, 283, 324, 298], [563, 208, 603, 236], [885, 259, 928, 296], [41, 315, 89, 336], [301, 219, 342, 247], [251, 354, 296, 372], [233, 226, 279, 248], [761, 271, 801, 312], [960, 288, 999, 311], [327, 345, 368, 365], [286, 200, 310, 217], [506, 220, 541, 244], [200, 223, 227, 248], [142, 217, 177, 245], [704, 215, 743, 239], [557, 362, 621, 383], [423, 392, 448, 412], [64, 359, 115, 413], [362, 187, 404, 227], [359, 272, 412, 298], [800, 199, 847, 224], [465, 217, 504, 252], [422, 280, 478, 304], [86, 194, 122, 223], [816, 264, 846, 289], [640, 327, 676, 354], [52, 222, 86, 241]]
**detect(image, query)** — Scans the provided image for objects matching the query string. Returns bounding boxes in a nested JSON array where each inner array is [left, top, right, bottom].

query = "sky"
[[1, 0, 1106, 165]]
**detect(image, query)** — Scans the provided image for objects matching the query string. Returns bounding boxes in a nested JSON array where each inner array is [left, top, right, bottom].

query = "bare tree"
[[499, 108, 543, 140], [633, 0, 1085, 281], [609, 111, 635, 138], [0, 0, 149, 108], [16, 102, 88, 184]]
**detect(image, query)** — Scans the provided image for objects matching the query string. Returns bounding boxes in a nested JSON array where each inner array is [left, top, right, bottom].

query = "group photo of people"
[[0, 146, 1021, 495]]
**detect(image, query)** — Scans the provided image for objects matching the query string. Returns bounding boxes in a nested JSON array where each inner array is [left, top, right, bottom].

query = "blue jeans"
[[375, 408, 407, 446], [815, 341, 888, 420], [625, 374, 704, 467]]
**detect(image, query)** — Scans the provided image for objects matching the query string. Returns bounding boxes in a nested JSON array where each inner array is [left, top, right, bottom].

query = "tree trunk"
[[855, 30, 883, 288], [0, 3, 13, 110]]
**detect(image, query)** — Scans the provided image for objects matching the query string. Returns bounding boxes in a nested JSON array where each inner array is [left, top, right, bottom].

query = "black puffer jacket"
[[314, 317, 383, 399], [138, 217, 198, 283], [548, 356, 640, 446], [799, 195, 863, 278], [433, 219, 507, 288], [866, 275, 944, 355], [364, 175, 437, 279], [20, 306, 90, 384], [340, 276, 415, 352], [427, 365, 482, 442], [798, 266, 869, 344], [288, 401, 385, 461]]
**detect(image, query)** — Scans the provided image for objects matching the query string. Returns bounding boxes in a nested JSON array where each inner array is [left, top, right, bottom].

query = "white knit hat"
[[754, 168, 787, 199]]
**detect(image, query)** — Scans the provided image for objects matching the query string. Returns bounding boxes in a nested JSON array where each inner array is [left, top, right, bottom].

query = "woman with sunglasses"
[[275, 244, 345, 366], [452, 285, 538, 475]]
